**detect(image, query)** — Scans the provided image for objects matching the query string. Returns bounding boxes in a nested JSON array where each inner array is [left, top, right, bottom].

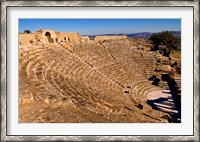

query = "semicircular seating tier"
[[19, 40, 171, 123]]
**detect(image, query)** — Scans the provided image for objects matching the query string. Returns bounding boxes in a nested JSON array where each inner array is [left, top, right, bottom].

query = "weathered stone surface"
[[94, 35, 127, 41], [81, 36, 90, 42], [19, 29, 81, 45], [19, 33, 35, 45], [56, 32, 81, 43], [19, 29, 180, 123], [35, 29, 57, 44]]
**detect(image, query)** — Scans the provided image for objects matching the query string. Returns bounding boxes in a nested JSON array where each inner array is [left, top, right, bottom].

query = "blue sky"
[[19, 19, 181, 35]]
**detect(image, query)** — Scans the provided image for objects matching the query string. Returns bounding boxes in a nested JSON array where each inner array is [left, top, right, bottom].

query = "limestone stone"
[[19, 33, 35, 45], [19, 29, 181, 123], [81, 36, 90, 42], [19, 29, 81, 45], [56, 32, 81, 43], [94, 35, 127, 41]]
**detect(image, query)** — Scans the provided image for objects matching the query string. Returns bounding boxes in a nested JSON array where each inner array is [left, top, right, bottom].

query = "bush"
[[149, 31, 181, 54], [24, 30, 31, 34]]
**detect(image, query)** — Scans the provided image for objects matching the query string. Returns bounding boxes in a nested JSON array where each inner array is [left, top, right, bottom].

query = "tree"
[[149, 31, 181, 55], [24, 30, 31, 34]]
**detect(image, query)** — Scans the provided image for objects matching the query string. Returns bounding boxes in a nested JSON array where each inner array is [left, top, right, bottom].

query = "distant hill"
[[127, 32, 153, 39], [128, 31, 181, 38], [86, 31, 181, 39]]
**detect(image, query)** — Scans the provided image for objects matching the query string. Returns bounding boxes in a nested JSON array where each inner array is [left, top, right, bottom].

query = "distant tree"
[[24, 30, 31, 34], [149, 31, 181, 55]]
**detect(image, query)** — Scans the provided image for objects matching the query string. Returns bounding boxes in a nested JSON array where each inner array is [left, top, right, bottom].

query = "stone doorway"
[[45, 32, 52, 43]]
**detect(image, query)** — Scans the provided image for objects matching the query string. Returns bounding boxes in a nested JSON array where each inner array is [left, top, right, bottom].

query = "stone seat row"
[[44, 70, 160, 122], [46, 66, 125, 109], [74, 46, 154, 79], [131, 80, 162, 102], [19, 44, 170, 123], [41, 51, 125, 101]]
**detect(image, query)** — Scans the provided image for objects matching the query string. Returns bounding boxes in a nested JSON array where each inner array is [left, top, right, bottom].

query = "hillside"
[[87, 31, 181, 39]]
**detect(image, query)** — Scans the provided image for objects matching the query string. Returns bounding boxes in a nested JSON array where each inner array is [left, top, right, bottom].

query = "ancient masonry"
[[19, 29, 181, 123], [19, 29, 81, 45], [19, 29, 128, 45], [94, 35, 127, 41]]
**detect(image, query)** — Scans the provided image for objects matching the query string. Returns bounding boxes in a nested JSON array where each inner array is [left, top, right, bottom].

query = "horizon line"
[[19, 29, 181, 36]]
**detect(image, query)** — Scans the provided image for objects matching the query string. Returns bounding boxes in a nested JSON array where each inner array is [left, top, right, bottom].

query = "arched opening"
[[45, 32, 52, 43]]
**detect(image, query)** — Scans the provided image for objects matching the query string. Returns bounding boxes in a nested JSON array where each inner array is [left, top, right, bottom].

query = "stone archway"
[[45, 32, 52, 43], [64, 37, 69, 42], [55, 38, 58, 43]]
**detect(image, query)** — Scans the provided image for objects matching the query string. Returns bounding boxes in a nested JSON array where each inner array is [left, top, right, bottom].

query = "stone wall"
[[35, 29, 57, 44], [19, 33, 35, 45], [56, 32, 81, 43], [94, 35, 127, 41], [19, 29, 81, 45], [81, 36, 90, 42]]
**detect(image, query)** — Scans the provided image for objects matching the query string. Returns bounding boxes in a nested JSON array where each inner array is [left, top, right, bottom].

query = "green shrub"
[[149, 31, 181, 54]]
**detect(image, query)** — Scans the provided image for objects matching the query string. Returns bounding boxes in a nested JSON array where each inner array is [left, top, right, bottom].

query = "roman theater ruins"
[[19, 29, 181, 123]]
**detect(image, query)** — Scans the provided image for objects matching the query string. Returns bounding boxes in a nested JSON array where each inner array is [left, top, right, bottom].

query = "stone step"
[[154, 102, 175, 109], [163, 100, 174, 105], [168, 98, 173, 102], [157, 106, 178, 113]]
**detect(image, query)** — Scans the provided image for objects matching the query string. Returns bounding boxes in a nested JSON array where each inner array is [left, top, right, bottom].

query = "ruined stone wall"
[[34, 29, 44, 43], [35, 29, 57, 44], [19, 33, 35, 45], [57, 32, 81, 43], [81, 36, 90, 42], [19, 29, 81, 45], [94, 35, 127, 41]]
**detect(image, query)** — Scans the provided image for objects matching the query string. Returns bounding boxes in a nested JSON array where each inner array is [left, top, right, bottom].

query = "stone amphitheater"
[[19, 29, 181, 123]]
